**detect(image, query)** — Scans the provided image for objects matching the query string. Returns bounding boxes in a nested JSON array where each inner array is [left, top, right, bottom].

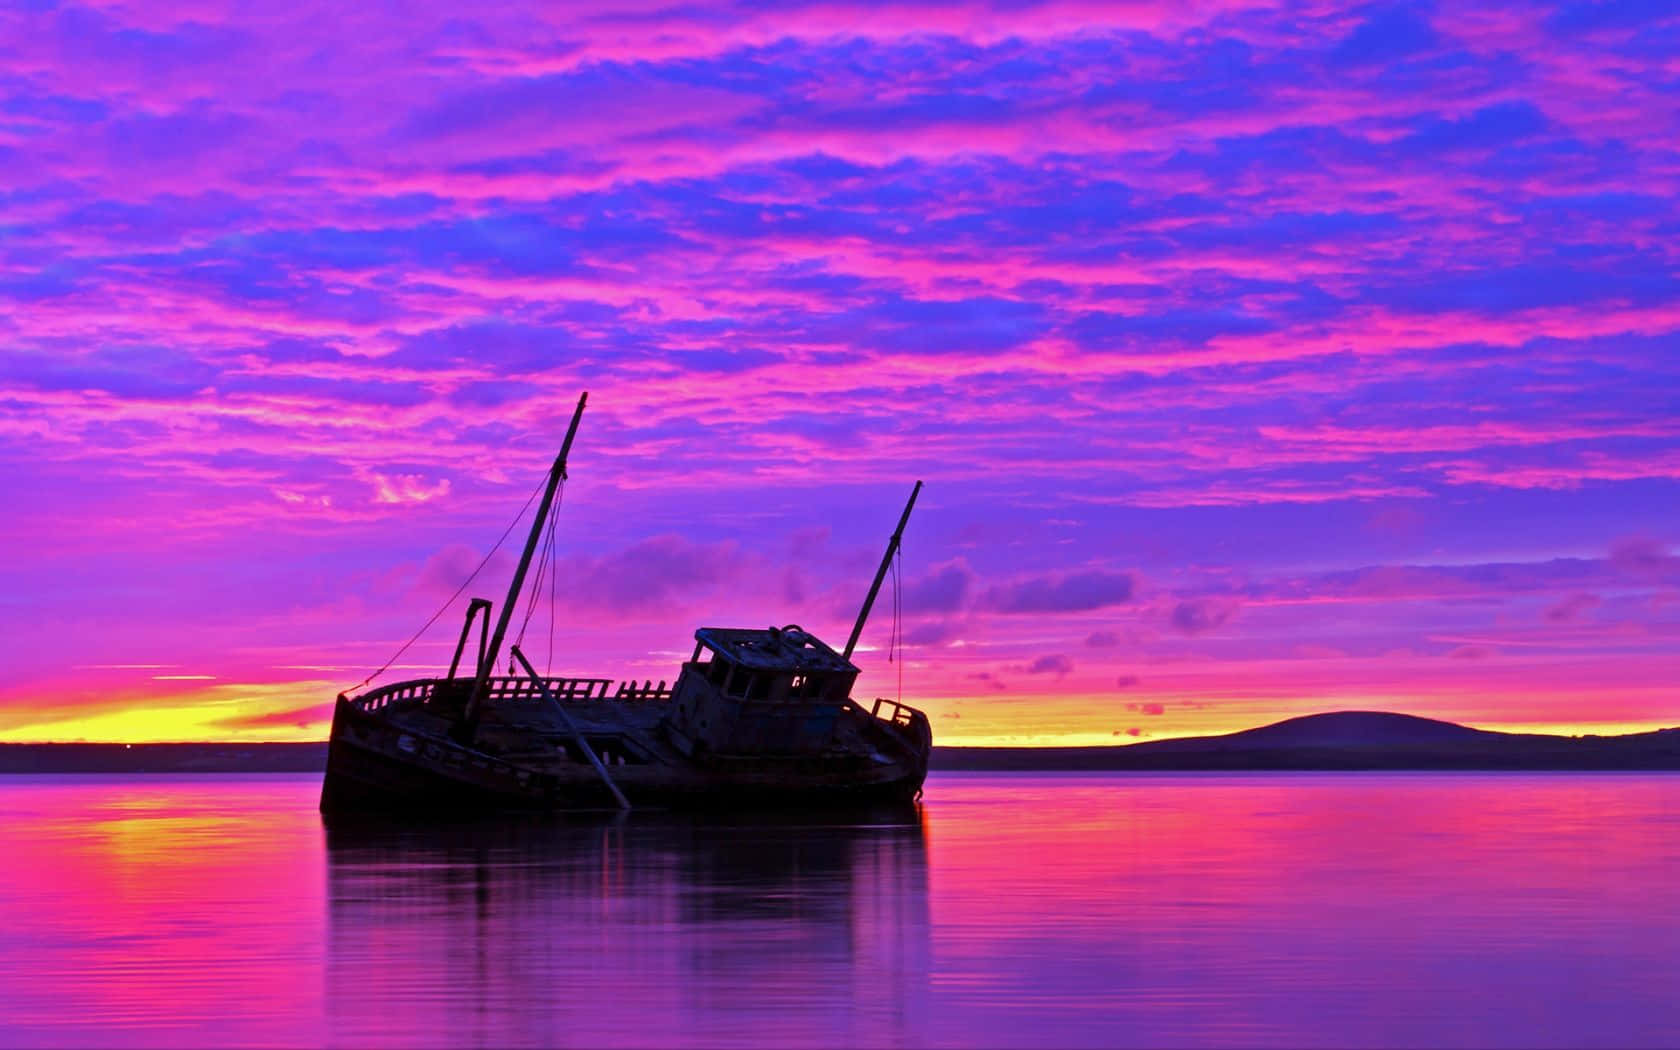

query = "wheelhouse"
[[686, 625, 857, 703], [665, 625, 865, 757]]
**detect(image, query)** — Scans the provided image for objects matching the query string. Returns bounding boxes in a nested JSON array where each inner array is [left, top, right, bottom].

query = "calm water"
[[2, 772, 1679, 1048]]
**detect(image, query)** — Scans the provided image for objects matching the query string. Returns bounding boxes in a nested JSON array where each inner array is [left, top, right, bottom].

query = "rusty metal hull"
[[320, 694, 929, 814]]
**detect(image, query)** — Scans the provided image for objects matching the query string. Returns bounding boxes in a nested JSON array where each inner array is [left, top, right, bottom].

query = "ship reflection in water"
[[6, 773, 1680, 1048], [323, 808, 931, 1047]]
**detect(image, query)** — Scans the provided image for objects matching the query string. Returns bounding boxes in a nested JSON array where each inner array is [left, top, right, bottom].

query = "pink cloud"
[[1544, 593, 1602, 623]]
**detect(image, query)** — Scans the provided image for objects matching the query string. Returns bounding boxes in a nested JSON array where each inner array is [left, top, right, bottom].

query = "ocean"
[[2, 771, 1677, 1047]]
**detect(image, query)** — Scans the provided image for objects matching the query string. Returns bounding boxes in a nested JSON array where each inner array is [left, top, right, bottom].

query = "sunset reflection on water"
[[2, 772, 1679, 1047]]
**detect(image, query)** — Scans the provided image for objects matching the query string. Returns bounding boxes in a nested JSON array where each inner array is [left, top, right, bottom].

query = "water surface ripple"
[[2, 771, 1677, 1047]]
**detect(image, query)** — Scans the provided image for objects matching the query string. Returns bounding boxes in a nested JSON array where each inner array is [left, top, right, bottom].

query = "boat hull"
[[320, 696, 928, 814]]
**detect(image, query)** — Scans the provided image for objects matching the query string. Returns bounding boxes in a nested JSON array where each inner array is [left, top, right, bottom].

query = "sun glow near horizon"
[[0, 681, 336, 745], [2, 675, 1675, 747]]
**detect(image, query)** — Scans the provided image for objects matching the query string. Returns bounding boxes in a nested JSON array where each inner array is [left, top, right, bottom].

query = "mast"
[[843, 480, 922, 663], [456, 392, 588, 742]]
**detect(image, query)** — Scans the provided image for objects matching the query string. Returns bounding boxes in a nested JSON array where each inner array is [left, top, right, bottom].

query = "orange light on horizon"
[[0, 681, 335, 744], [0, 678, 1675, 746]]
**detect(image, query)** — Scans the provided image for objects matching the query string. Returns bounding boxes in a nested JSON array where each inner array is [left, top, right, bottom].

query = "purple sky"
[[2, 0, 1677, 743]]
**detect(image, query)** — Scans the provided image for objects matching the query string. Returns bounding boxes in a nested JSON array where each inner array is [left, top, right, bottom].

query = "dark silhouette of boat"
[[320, 394, 931, 813]]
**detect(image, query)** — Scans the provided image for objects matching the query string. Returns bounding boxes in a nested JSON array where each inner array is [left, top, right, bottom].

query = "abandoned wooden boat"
[[320, 393, 931, 813]]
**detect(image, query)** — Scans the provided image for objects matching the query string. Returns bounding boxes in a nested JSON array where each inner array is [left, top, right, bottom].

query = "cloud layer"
[[1, 0, 1677, 742]]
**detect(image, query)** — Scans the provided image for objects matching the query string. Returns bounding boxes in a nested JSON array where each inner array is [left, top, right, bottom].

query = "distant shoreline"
[[0, 743, 329, 774], [6, 736, 1680, 774]]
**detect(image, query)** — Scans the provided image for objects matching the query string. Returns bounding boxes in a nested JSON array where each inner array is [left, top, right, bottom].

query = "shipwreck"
[[320, 393, 931, 813]]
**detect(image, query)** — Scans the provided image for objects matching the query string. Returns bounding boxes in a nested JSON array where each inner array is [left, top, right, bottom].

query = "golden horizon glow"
[[0, 681, 333, 745], [0, 677, 1673, 746]]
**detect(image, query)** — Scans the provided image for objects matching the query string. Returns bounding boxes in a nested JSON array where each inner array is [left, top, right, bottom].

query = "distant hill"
[[5, 713, 1680, 773], [933, 711, 1680, 771], [1140, 710, 1500, 750]]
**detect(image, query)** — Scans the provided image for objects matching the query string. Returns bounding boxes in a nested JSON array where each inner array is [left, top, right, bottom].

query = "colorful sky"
[[2, 1, 1677, 745]]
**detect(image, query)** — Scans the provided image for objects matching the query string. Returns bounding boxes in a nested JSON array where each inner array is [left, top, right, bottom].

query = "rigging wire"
[[513, 481, 562, 666], [343, 473, 547, 695], [893, 543, 904, 704], [885, 540, 904, 704], [547, 484, 559, 676], [513, 524, 546, 654], [887, 554, 897, 665]]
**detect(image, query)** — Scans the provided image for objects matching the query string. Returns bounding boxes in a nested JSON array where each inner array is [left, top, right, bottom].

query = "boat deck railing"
[[870, 697, 921, 729], [836, 696, 932, 755], [350, 675, 674, 713], [351, 680, 434, 712], [348, 676, 928, 753], [868, 697, 934, 754]]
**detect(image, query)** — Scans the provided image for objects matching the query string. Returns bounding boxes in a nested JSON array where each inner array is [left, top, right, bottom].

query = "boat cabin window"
[[718, 670, 833, 702], [693, 635, 849, 702], [720, 665, 748, 697]]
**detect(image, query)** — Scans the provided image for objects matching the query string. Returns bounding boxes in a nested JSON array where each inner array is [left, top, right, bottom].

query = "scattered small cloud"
[[1367, 505, 1427, 536], [561, 534, 739, 612], [1086, 630, 1119, 648], [1609, 536, 1675, 578], [370, 473, 451, 505], [982, 570, 1135, 613], [1447, 644, 1495, 660], [1114, 674, 1140, 689], [781, 566, 807, 604], [902, 560, 974, 614], [213, 701, 335, 730], [1294, 643, 1346, 659], [787, 526, 829, 558], [1025, 654, 1073, 675], [904, 620, 959, 645], [416, 543, 501, 598], [1545, 592, 1602, 622], [1169, 597, 1239, 635]]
